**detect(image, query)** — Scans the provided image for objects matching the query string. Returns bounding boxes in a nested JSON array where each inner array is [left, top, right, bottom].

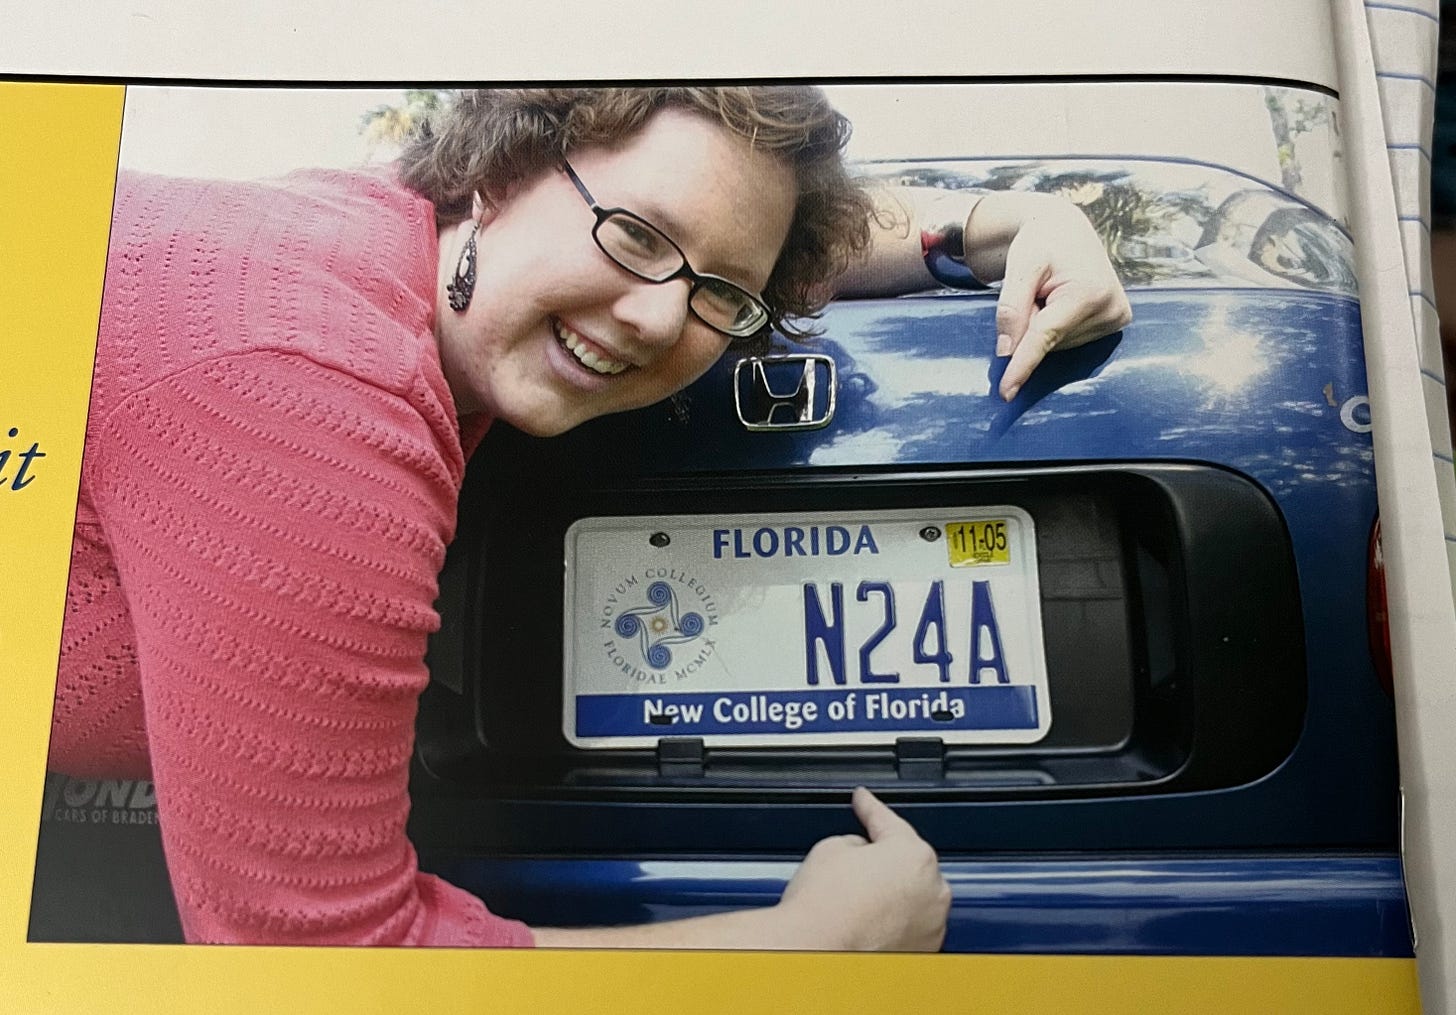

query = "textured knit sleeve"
[[88, 348, 531, 948]]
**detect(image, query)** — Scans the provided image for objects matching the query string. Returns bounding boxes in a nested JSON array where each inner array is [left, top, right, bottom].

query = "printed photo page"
[[0, 3, 1435, 1012]]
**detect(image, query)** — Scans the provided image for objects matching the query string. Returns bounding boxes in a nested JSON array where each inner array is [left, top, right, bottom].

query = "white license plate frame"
[[563, 506, 1050, 748]]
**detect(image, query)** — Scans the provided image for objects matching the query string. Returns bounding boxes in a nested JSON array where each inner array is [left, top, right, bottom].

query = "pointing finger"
[[997, 289, 1099, 400], [994, 251, 1046, 359], [852, 786, 914, 842], [998, 323, 1058, 401]]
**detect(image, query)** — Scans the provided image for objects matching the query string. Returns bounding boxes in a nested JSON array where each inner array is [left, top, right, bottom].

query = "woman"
[[46, 86, 1128, 950]]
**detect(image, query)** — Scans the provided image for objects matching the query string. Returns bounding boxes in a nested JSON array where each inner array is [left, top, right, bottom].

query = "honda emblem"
[[732, 354, 836, 431]]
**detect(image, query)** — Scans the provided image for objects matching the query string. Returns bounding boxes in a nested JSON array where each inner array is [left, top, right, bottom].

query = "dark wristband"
[[920, 222, 981, 288]]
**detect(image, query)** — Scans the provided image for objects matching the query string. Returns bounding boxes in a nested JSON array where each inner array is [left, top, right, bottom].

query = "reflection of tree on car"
[[1196, 191, 1357, 292], [861, 158, 1355, 293]]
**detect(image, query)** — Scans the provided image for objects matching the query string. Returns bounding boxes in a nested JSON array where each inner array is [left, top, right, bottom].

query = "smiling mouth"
[[553, 320, 631, 376]]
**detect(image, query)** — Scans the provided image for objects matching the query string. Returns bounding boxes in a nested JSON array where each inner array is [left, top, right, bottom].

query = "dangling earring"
[[447, 223, 478, 312]]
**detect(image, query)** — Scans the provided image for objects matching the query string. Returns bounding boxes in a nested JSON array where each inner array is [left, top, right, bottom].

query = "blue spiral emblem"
[[614, 613, 641, 638], [613, 580, 708, 670]]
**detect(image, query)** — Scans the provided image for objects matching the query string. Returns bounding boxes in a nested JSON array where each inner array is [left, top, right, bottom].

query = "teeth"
[[556, 323, 628, 376]]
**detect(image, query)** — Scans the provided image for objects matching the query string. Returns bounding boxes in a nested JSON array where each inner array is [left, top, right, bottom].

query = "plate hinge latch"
[[656, 737, 706, 778], [895, 737, 946, 780]]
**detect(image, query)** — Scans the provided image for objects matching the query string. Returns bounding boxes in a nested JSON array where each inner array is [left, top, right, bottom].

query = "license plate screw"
[[919, 526, 941, 542], [649, 532, 671, 548]]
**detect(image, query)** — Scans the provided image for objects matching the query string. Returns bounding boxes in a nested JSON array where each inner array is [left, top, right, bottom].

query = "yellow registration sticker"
[[946, 519, 1011, 567]]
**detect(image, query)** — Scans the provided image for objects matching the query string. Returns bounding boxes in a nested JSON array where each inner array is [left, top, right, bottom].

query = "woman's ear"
[[472, 191, 500, 229]]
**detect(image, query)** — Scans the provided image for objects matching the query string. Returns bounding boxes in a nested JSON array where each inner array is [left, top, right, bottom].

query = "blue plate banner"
[[574, 685, 1039, 737]]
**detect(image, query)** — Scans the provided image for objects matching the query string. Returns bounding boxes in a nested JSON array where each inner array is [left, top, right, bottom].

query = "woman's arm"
[[92, 350, 948, 952], [90, 351, 532, 947], [837, 187, 1132, 401], [533, 788, 951, 951]]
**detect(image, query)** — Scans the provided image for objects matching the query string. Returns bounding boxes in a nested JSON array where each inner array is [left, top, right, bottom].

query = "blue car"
[[409, 154, 1409, 959]]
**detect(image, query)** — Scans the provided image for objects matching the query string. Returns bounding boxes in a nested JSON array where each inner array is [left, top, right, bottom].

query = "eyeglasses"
[[562, 160, 773, 340]]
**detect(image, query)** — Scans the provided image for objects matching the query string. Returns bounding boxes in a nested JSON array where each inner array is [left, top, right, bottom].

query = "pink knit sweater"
[[49, 168, 531, 948]]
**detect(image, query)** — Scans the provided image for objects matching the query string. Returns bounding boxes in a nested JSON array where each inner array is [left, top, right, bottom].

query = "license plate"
[[563, 506, 1050, 748]]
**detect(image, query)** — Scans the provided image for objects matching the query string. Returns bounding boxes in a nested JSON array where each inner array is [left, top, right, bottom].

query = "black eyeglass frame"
[[561, 160, 774, 340]]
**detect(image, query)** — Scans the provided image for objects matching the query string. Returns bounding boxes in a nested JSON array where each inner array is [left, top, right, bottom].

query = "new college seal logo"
[[599, 568, 720, 683]]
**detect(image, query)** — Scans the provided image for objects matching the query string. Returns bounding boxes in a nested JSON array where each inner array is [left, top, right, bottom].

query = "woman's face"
[[435, 107, 799, 437]]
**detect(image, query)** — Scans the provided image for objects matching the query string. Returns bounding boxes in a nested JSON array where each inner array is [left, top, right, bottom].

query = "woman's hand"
[[774, 787, 951, 951], [531, 787, 950, 951], [837, 188, 1131, 402], [963, 191, 1132, 401]]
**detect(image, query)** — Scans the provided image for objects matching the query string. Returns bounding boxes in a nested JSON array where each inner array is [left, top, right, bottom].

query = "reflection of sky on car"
[[787, 292, 1372, 499], [844, 355, 993, 403], [1066, 324, 1267, 408]]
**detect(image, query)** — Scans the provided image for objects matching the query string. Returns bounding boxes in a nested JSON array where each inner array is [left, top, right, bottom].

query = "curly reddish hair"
[[398, 87, 872, 337]]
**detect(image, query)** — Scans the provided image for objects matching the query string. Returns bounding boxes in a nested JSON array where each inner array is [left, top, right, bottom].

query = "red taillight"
[[1367, 517, 1394, 697]]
